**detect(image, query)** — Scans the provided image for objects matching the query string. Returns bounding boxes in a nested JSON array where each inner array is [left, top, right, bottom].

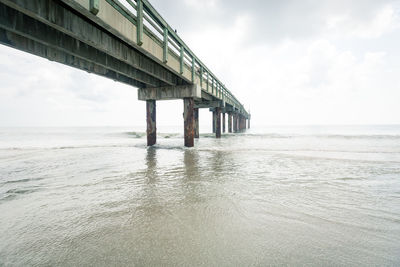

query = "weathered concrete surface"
[[183, 98, 194, 147], [146, 100, 156, 146], [0, 0, 184, 87], [194, 108, 199, 138], [215, 107, 221, 138], [228, 112, 232, 133], [222, 113, 226, 133], [138, 84, 201, 101], [239, 116, 246, 131], [194, 100, 223, 109], [239, 115, 244, 131], [212, 110, 216, 133], [0, 28, 145, 89], [222, 106, 234, 113], [233, 113, 237, 133]]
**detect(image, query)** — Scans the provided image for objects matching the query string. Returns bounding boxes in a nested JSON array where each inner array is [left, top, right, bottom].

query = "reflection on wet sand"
[[2, 129, 399, 266], [145, 147, 157, 183]]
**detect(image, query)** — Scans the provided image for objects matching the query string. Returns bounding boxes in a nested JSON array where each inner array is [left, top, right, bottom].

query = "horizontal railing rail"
[[111, 0, 249, 116]]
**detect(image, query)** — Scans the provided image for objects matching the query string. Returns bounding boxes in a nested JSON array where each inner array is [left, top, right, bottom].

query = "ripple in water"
[[0, 126, 400, 266]]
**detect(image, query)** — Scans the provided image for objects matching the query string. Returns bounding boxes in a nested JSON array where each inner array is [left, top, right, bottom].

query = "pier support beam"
[[194, 108, 199, 138], [222, 113, 226, 133], [228, 112, 232, 133], [233, 113, 237, 133], [213, 110, 217, 133], [212, 111, 216, 133], [183, 98, 195, 147], [248, 118, 250, 129], [146, 100, 156, 146], [216, 107, 221, 138]]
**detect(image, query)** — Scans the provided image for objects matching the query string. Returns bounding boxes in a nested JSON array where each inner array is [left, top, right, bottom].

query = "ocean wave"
[[241, 133, 400, 140], [0, 144, 136, 151], [0, 187, 41, 202], [124, 131, 146, 138], [124, 131, 184, 139]]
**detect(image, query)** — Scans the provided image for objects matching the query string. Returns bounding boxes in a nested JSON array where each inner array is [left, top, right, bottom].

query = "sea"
[[0, 125, 399, 266]]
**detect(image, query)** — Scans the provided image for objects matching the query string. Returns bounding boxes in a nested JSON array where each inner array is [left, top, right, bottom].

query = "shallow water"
[[1, 125, 400, 266]]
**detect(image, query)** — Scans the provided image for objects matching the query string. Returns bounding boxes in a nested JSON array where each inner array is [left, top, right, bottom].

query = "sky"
[[1, 0, 400, 127]]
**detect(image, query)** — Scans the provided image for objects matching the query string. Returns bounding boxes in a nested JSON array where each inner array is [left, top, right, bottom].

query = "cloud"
[[150, 0, 400, 44], [1, 0, 400, 126]]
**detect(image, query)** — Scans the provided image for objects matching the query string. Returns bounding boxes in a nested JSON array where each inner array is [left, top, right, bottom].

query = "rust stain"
[[146, 100, 156, 146], [184, 98, 194, 147]]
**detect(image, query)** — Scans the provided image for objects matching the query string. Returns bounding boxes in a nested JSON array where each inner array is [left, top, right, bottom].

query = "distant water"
[[1, 125, 399, 266]]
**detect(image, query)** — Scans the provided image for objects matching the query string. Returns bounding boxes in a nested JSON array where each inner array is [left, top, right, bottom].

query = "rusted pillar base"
[[216, 107, 221, 138], [184, 98, 195, 147], [146, 100, 156, 146], [222, 113, 226, 133], [194, 108, 199, 138], [213, 110, 217, 133], [228, 112, 232, 133]]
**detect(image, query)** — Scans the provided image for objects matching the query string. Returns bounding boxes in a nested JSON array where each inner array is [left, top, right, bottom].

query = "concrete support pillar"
[[248, 118, 250, 129], [146, 100, 156, 146], [194, 108, 199, 138], [222, 113, 226, 133], [236, 114, 240, 132], [233, 113, 237, 133], [183, 98, 195, 147], [216, 107, 221, 138], [228, 112, 232, 133], [212, 111, 216, 133]]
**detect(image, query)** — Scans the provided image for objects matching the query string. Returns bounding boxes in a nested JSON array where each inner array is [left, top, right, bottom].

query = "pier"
[[0, 0, 250, 146]]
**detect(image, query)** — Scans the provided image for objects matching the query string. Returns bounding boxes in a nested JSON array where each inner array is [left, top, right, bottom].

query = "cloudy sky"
[[1, 0, 400, 127]]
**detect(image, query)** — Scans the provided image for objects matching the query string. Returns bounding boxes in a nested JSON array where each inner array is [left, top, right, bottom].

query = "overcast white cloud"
[[1, 0, 399, 127]]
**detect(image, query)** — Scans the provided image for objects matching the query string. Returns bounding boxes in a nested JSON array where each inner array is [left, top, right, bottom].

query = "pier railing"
[[99, 0, 248, 116]]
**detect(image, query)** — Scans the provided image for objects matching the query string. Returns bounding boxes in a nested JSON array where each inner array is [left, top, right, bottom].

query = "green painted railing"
[[105, 0, 249, 117]]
